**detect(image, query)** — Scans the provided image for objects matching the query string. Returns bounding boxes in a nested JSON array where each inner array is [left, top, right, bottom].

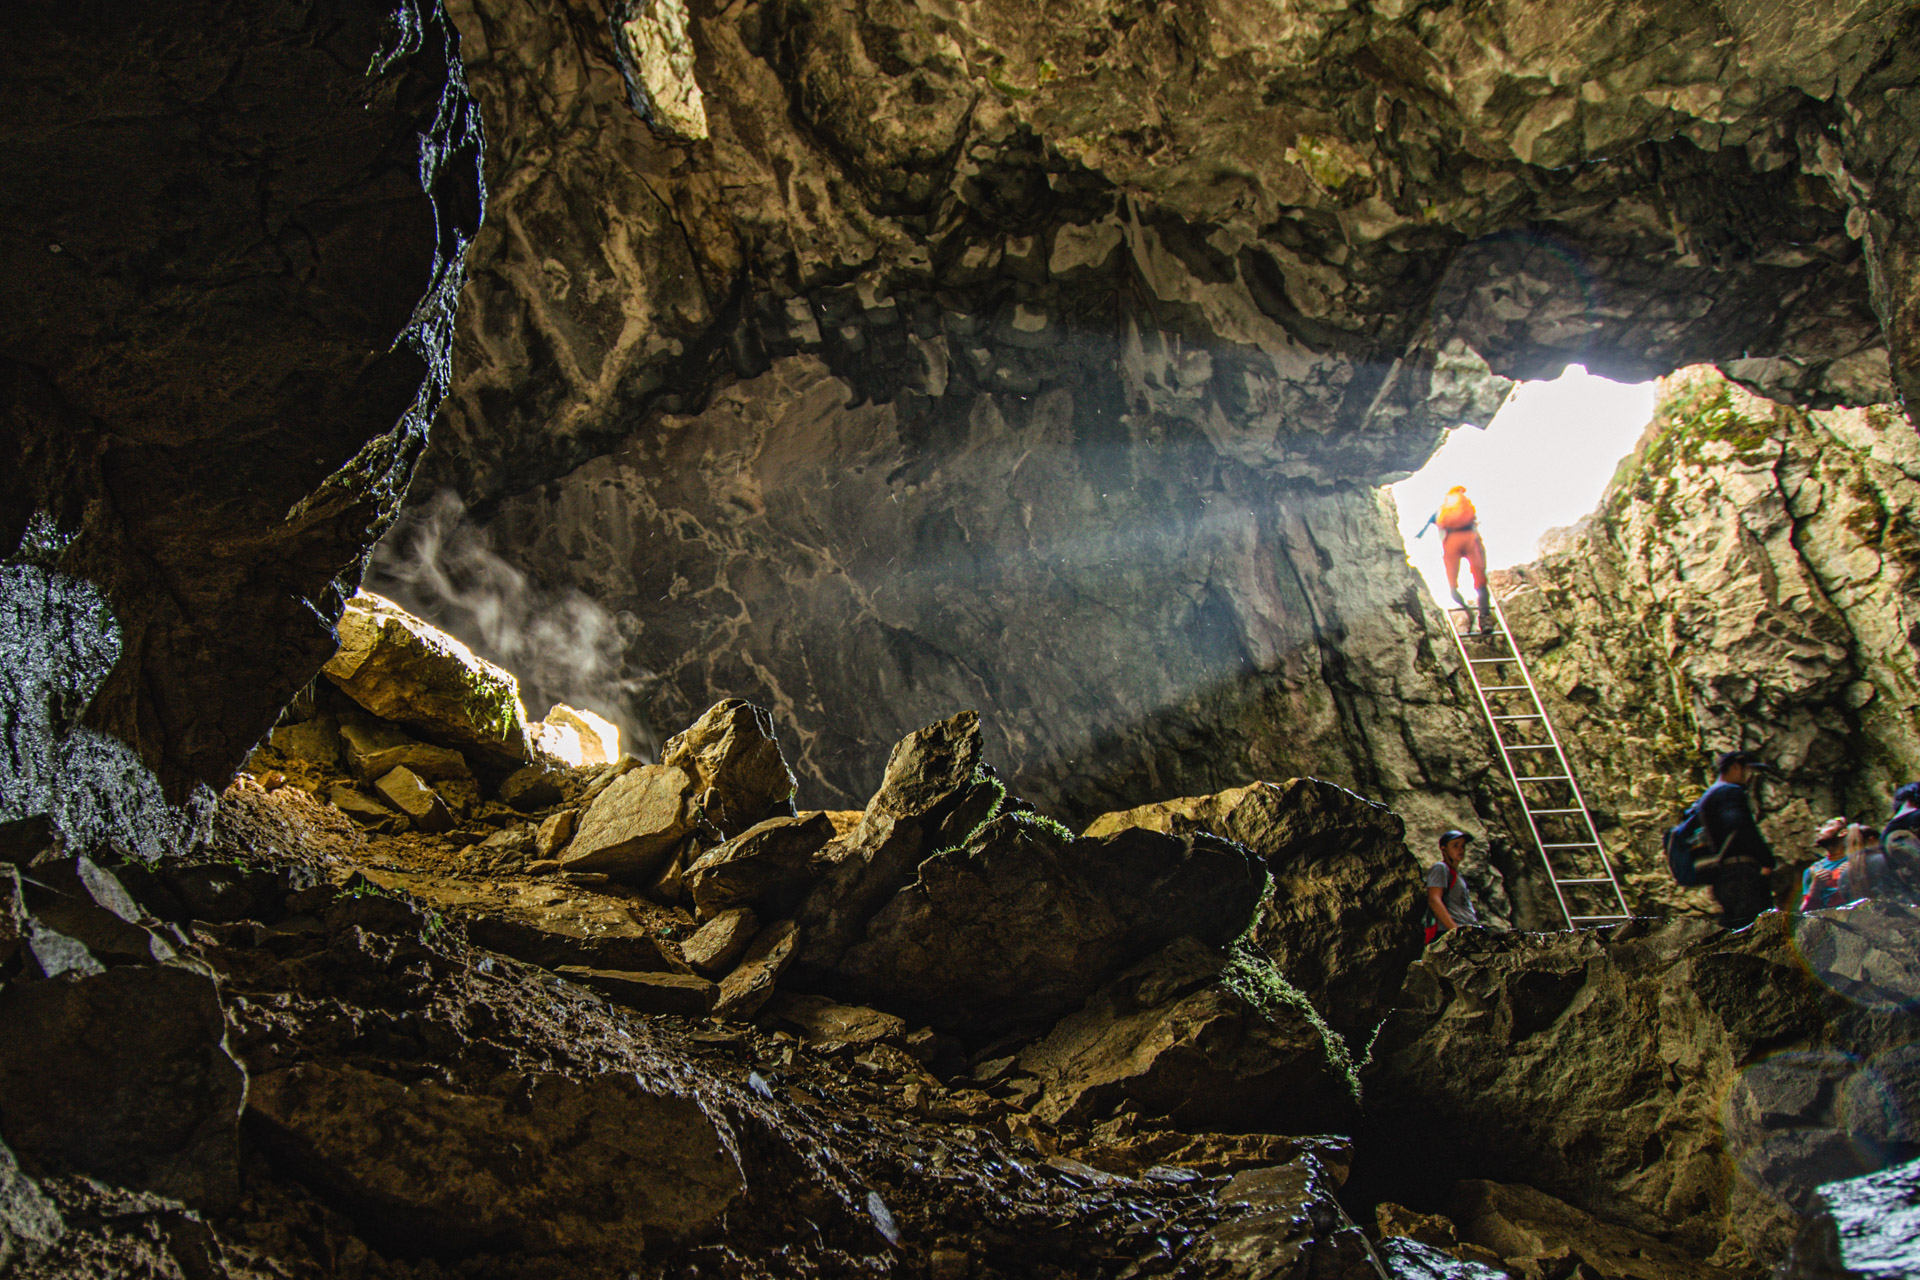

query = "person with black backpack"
[[1681, 750, 1776, 928]]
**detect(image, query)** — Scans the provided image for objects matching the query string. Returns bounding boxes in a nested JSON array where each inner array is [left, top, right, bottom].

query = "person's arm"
[[1427, 884, 1458, 931], [1414, 511, 1438, 539]]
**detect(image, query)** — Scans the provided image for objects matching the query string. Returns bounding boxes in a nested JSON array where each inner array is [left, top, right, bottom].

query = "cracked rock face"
[[375, 0, 1920, 824], [0, 0, 483, 844], [1496, 367, 1920, 916]]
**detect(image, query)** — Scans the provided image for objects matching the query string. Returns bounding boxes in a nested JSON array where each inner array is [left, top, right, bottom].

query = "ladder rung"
[[1541, 842, 1600, 849], [1504, 744, 1555, 750], [1528, 807, 1585, 815], [1554, 877, 1618, 885], [1467, 656, 1517, 664], [1480, 684, 1529, 691], [1569, 915, 1632, 923], [1517, 775, 1571, 782], [1491, 713, 1543, 721]]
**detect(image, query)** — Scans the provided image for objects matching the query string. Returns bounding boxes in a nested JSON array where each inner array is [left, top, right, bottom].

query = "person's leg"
[[1468, 535, 1492, 632], [1443, 532, 1469, 609], [1713, 869, 1771, 929]]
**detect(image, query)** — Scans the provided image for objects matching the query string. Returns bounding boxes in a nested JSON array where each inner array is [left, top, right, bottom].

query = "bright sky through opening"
[[1390, 366, 1659, 604]]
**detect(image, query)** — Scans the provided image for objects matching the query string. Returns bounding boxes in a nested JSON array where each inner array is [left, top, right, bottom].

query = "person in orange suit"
[[1416, 485, 1491, 632]]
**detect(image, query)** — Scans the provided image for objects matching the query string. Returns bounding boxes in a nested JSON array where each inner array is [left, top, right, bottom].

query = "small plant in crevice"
[[1221, 880, 1362, 1103]]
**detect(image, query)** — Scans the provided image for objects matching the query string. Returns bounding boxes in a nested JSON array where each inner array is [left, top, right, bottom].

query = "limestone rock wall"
[[1496, 367, 1920, 915], [375, 0, 1920, 827]]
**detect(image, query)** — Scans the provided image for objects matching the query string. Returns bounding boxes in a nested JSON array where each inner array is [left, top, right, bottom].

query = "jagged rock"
[[1447, 1179, 1735, 1280], [560, 765, 694, 878], [1181, 1158, 1378, 1279], [1363, 903, 1920, 1271], [1085, 779, 1421, 1039], [534, 809, 576, 858], [659, 701, 796, 838], [1066, 1130, 1352, 1181], [762, 992, 905, 1047], [247, 1062, 744, 1255], [558, 967, 716, 1016], [715, 919, 798, 1019], [866, 711, 984, 824], [1498, 368, 1920, 917], [27, 857, 179, 964], [0, 964, 245, 1210], [791, 713, 1003, 977], [829, 814, 1268, 1037], [687, 811, 835, 919], [1774, 1156, 1920, 1280], [373, 766, 455, 834], [682, 907, 759, 977], [335, 713, 473, 785], [1018, 938, 1353, 1132], [323, 593, 531, 769]]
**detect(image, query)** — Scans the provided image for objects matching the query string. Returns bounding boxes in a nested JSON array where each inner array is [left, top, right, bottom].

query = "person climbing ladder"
[[1416, 484, 1491, 632]]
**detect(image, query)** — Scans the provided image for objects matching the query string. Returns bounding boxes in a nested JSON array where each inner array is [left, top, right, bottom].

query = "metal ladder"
[[1445, 595, 1632, 930]]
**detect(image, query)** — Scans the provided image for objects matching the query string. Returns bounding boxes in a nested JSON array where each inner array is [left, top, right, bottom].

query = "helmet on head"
[[1893, 781, 1920, 812]]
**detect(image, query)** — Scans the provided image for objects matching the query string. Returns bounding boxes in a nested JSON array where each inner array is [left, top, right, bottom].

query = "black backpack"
[[1665, 792, 1734, 886]]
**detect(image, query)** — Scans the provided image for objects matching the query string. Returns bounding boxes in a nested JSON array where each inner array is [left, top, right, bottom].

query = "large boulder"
[[0, 857, 245, 1209], [248, 1063, 744, 1256], [0, 964, 245, 1210], [658, 700, 795, 838], [1017, 937, 1354, 1133], [686, 811, 836, 919], [1086, 778, 1423, 1039], [828, 812, 1268, 1037], [1363, 902, 1920, 1272], [323, 593, 531, 770], [559, 764, 695, 879]]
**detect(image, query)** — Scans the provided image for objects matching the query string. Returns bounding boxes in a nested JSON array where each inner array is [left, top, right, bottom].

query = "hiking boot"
[[1450, 586, 1470, 611], [1476, 585, 1493, 634]]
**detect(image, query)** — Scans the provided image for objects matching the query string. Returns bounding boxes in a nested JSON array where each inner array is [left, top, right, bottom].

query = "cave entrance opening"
[[1389, 365, 1656, 604]]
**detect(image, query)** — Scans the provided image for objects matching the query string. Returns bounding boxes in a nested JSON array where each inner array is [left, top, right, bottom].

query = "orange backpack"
[[1437, 490, 1476, 531]]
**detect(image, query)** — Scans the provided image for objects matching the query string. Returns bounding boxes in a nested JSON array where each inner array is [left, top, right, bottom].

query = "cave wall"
[[1497, 366, 1920, 916], [384, 0, 1920, 827], [0, 0, 483, 854]]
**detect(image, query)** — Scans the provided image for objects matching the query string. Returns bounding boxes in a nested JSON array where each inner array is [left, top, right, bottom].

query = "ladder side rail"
[[1487, 596, 1635, 921], [1445, 609, 1579, 930]]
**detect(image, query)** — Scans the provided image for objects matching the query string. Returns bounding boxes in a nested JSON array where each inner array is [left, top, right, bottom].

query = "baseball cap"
[[1437, 828, 1474, 847], [1714, 750, 1767, 773]]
